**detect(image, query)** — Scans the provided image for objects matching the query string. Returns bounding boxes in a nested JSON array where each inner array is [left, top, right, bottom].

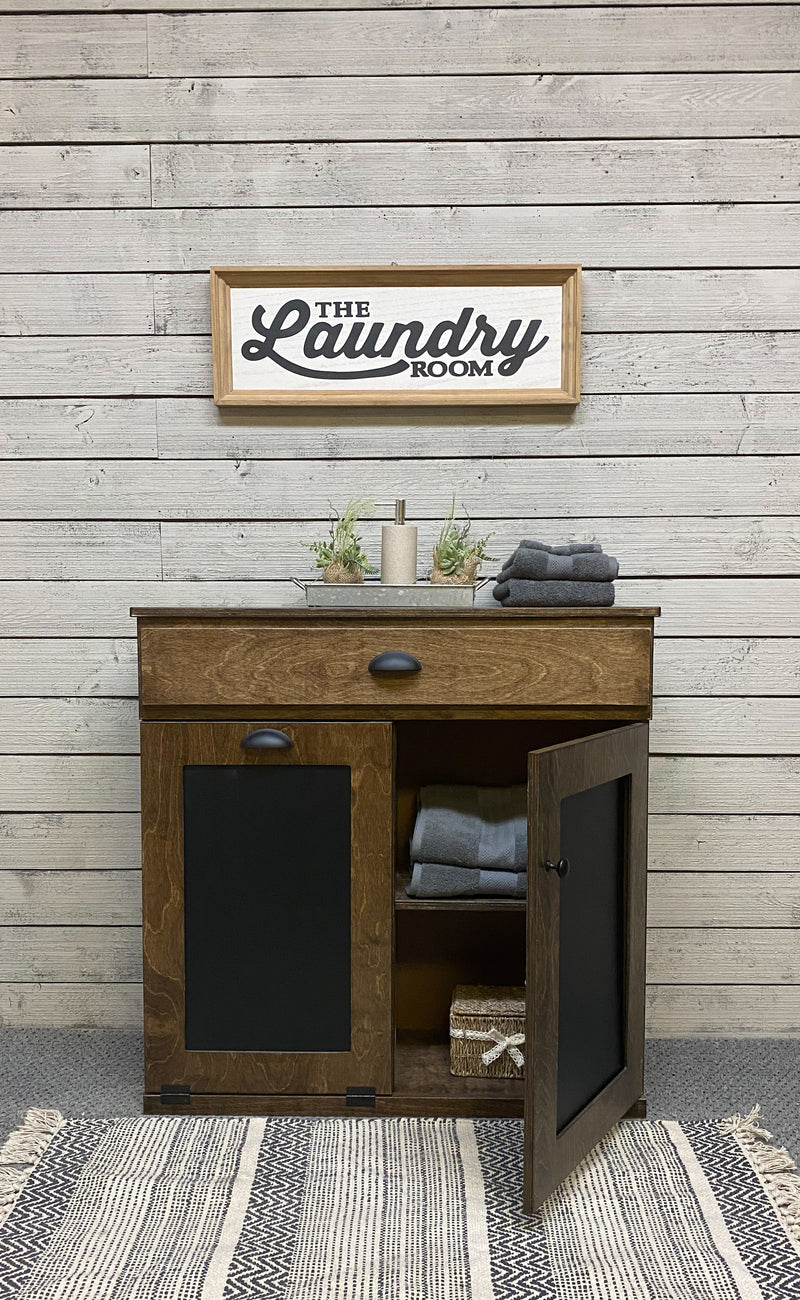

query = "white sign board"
[[211, 267, 581, 406]]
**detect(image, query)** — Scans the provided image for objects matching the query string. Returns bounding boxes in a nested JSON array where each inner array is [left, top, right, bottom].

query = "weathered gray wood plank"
[[649, 872, 800, 927], [0, 699, 138, 755], [0, 522, 161, 579], [0, 982, 142, 1028], [4, 394, 796, 462], [15, 267, 796, 339], [648, 930, 800, 984], [3, 927, 797, 988], [0, 274, 154, 336], [9, 330, 798, 397], [646, 986, 800, 1037], [1, 0, 789, 11], [3, 456, 796, 519], [7, 695, 793, 758], [617, 580, 800, 636], [651, 699, 800, 755], [152, 395, 800, 459], [649, 814, 800, 872], [0, 639, 138, 697], [583, 333, 800, 393], [2, 206, 797, 270], [655, 640, 800, 695], [146, 8, 800, 76], [0, 580, 286, 636], [0, 813, 140, 868], [0, 756, 139, 811], [8, 982, 796, 1034], [0, 399, 157, 458], [0, 870, 140, 924], [0, 146, 150, 209], [650, 756, 800, 813], [0, 336, 208, 396], [151, 140, 800, 208], [6, 811, 781, 875], [0, 578, 796, 637], [4, 74, 796, 143], [161, 517, 800, 580], [0, 15, 146, 77], [2, 868, 795, 929], [0, 745, 796, 821], [0, 926, 141, 982], [154, 269, 800, 335]]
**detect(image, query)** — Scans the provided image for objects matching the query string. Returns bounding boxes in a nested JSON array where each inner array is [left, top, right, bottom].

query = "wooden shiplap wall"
[[1, 0, 798, 1036]]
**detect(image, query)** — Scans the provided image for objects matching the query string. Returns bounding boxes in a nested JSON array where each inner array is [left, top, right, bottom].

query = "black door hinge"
[[346, 1086, 376, 1108], [160, 1084, 191, 1106]]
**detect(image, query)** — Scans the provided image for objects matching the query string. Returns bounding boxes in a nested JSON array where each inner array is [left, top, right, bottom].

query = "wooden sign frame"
[[210, 265, 581, 406]]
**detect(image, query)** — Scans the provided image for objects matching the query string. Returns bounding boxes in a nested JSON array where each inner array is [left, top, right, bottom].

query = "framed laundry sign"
[[210, 265, 581, 406]]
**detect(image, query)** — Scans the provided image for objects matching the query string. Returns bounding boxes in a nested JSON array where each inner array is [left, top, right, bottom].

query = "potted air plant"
[[431, 497, 495, 585], [302, 498, 377, 584]]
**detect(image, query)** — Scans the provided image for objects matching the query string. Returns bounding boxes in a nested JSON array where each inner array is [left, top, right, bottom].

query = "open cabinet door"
[[524, 723, 649, 1212]]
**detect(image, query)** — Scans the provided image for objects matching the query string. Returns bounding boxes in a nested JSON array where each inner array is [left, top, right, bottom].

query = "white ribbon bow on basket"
[[451, 1025, 525, 1068]]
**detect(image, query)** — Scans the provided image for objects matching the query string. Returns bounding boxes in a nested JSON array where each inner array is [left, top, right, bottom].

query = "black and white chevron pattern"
[[1, 1113, 797, 1298], [686, 1122, 800, 1300]]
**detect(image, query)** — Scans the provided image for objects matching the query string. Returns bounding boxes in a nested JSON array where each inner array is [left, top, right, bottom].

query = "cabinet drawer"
[[139, 622, 652, 709]]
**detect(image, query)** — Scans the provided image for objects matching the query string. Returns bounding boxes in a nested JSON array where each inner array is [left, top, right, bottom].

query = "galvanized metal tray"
[[293, 579, 488, 608]]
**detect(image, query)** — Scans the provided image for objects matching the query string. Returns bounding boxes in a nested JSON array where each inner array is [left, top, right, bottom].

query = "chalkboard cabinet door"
[[141, 720, 393, 1098], [524, 723, 649, 1212]]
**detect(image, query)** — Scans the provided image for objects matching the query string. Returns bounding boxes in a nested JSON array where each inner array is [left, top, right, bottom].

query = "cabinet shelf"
[[394, 1034, 523, 1114], [394, 872, 526, 912]]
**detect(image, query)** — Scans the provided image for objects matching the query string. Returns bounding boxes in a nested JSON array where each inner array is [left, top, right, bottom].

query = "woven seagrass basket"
[[449, 984, 526, 1080]]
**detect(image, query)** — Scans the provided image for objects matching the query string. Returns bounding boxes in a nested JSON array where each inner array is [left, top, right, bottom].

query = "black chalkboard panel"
[[556, 776, 625, 1132], [183, 764, 351, 1053]]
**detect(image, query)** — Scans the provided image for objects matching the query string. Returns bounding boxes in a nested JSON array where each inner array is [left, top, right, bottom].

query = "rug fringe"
[[0, 1108, 64, 1228], [719, 1105, 800, 1248]]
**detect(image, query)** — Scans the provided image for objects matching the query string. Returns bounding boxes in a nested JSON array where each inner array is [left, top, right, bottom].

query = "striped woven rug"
[[1, 1108, 799, 1298]]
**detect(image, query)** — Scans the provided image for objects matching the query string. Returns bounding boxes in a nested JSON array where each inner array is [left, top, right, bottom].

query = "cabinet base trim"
[[143, 1094, 647, 1120]]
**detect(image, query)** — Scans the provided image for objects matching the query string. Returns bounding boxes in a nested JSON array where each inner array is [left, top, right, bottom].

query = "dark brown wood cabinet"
[[134, 606, 658, 1212]]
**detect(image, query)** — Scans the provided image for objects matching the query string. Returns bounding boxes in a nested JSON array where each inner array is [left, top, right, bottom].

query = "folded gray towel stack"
[[406, 863, 526, 899], [493, 538, 617, 608], [493, 578, 615, 608], [496, 549, 618, 584], [411, 784, 527, 870], [518, 539, 602, 555], [406, 783, 527, 900]]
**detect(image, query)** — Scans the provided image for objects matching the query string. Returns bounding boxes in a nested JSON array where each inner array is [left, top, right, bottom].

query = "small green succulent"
[[302, 498, 377, 575], [433, 497, 495, 576]]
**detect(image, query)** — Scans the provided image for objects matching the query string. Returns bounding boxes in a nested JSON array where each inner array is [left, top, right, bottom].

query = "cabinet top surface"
[[132, 606, 660, 622]]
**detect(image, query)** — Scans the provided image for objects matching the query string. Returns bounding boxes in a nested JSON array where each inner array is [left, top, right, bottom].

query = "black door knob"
[[545, 857, 570, 878], [240, 728, 294, 750], [368, 651, 422, 675]]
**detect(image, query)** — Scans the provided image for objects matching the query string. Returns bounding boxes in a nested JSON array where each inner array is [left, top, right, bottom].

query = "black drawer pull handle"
[[240, 728, 294, 750], [368, 651, 422, 675], [545, 857, 570, 879]]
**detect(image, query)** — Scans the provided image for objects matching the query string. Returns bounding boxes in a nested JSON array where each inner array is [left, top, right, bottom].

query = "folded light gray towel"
[[518, 539, 602, 555], [493, 579, 615, 608], [497, 549, 618, 584], [406, 862, 527, 899], [410, 784, 527, 871]]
